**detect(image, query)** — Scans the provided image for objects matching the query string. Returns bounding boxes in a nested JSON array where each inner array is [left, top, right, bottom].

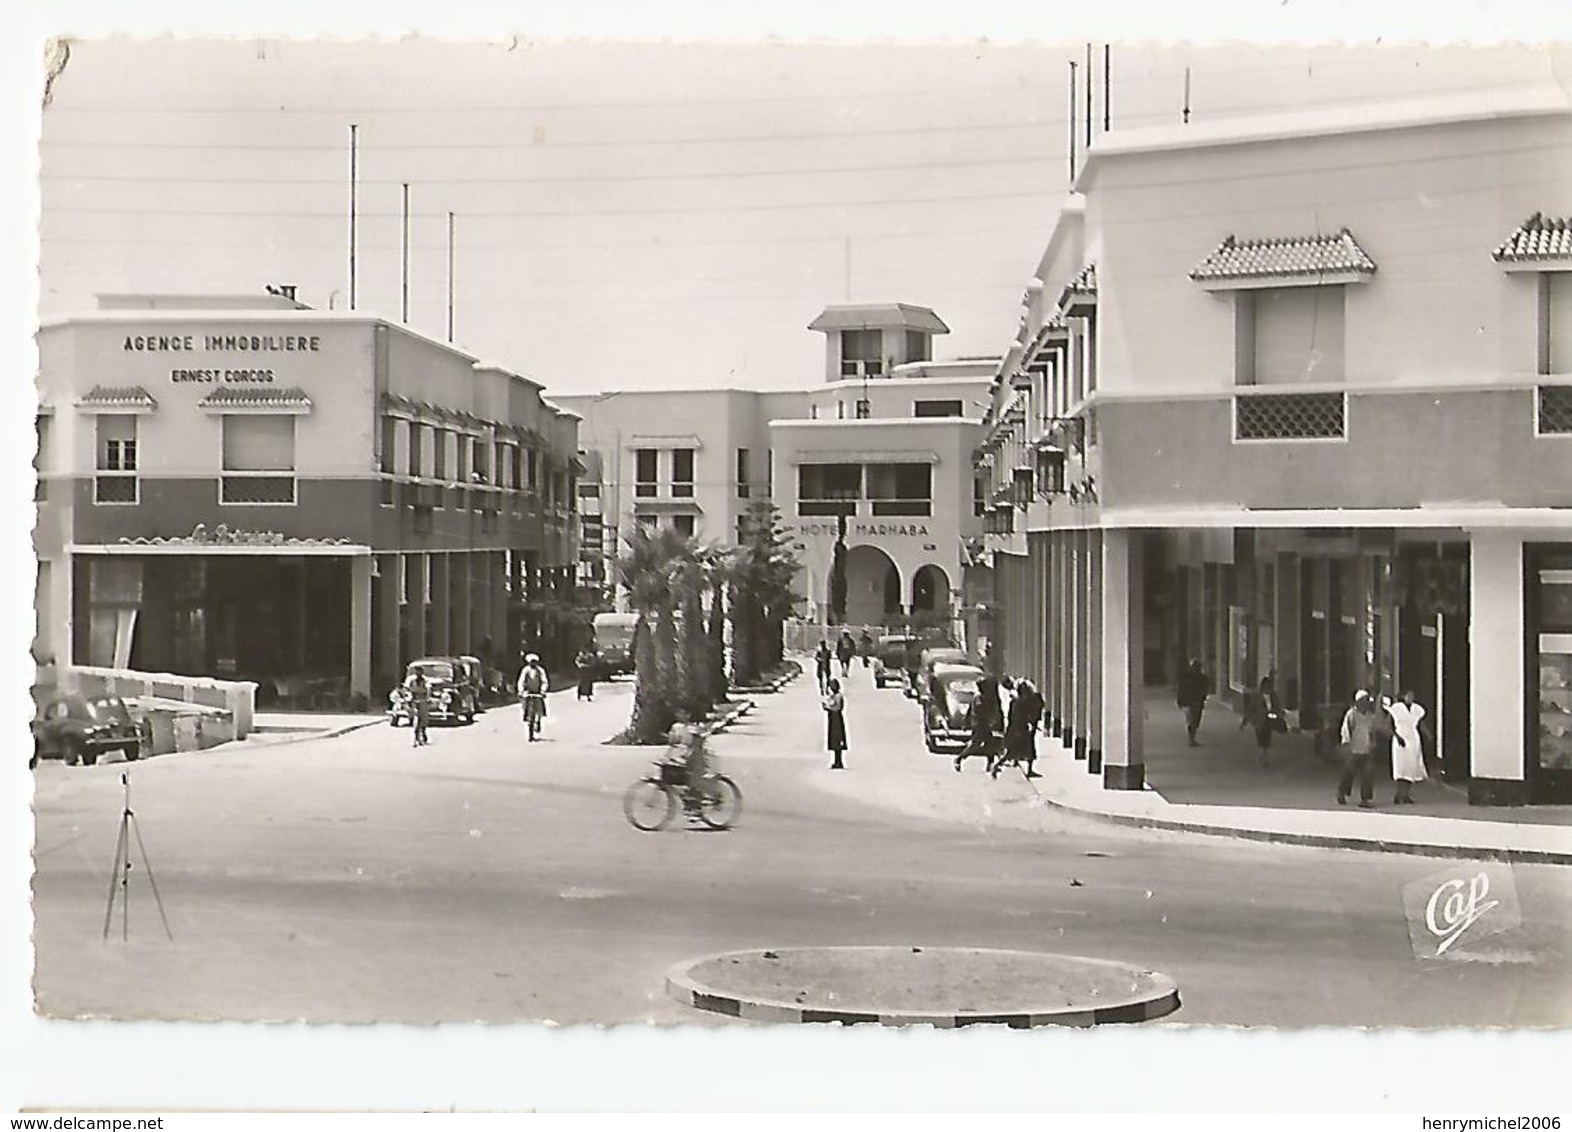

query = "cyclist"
[[667, 707, 712, 815], [517, 653, 549, 740]]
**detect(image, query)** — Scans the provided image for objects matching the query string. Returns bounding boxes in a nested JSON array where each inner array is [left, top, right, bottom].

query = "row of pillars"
[[349, 550, 573, 698], [1037, 528, 1144, 790]]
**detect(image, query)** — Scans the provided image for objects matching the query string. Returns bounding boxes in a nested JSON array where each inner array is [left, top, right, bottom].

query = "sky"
[[35, 38, 1566, 395]]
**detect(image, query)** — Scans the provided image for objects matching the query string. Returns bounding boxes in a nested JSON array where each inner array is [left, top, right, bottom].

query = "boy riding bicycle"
[[517, 653, 549, 740]]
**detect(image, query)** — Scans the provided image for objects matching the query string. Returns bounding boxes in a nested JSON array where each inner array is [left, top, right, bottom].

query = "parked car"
[[31, 690, 145, 768], [872, 635, 916, 689], [592, 612, 639, 677], [914, 647, 970, 703], [389, 657, 478, 726], [455, 656, 488, 712], [923, 662, 986, 753]]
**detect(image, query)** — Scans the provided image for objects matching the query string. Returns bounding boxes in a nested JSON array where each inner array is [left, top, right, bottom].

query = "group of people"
[[950, 673, 1046, 780], [813, 630, 875, 693], [1177, 657, 1433, 807]]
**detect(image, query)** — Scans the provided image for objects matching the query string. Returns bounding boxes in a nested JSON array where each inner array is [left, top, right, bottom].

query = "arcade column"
[[1100, 528, 1146, 790], [1086, 530, 1104, 775], [1469, 531, 1527, 805], [408, 553, 429, 660], [373, 553, 401, 691], [429, 553, 452, 656], [349, 554, 372, 700]]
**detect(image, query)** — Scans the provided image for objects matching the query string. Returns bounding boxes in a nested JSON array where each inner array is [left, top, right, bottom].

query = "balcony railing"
[[1234, 391, 1346, 441]]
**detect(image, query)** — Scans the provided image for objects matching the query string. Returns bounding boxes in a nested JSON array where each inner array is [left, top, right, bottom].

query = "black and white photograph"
[[7, 0, 1572, 1116]]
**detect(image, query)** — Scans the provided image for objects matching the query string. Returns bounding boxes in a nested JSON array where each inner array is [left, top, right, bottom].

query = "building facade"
[[562, 303, 990, 636], [35, 293, 583, 707], [976, 87, 1572, 805]]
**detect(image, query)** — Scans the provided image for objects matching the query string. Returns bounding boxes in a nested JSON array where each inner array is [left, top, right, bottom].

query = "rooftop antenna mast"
[[447, 211, 456, 343], [1068, 60, 1078, 183], [401, 182, 411, 324], [1085, 44, 1093, 150], [1103, 44, 1111, 131], [1183, 66, 1192, 124], [348, 124, 359, 311]]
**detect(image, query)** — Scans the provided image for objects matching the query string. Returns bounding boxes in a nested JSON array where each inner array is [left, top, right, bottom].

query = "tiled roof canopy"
[[1493, 212, 1572, 266], [1190, 229, 1377, 289], [199, 386, 313, 413], [77, 385, 158, 412]]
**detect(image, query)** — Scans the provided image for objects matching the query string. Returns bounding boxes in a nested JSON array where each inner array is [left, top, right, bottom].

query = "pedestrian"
[[814, 640, 833, 695], [1017, 678, 1045, 778], [1177, 658, 1209, 747], [1337, 689, 1389, 808], [836, 630, 856, 679], [823, 677, 848, 770], [955, 673, 1004, 773], [995, 677, 1039, 779], [1240, 672, 1283, 768], [406, 670, 431, 748], [858, 628, 874, 669], [1386, 690, 1429, 804], [574, 647, 597, 702]]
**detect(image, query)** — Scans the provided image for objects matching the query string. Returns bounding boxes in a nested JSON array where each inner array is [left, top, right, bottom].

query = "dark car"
[[32, 690, 145, 768], [923, 663, 986, 753], [392, 657, 478, 726], [872, 635, 916, 689], [915, 647, 970, 703]]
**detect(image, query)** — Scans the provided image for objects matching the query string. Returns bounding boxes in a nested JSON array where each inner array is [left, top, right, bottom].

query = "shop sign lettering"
[[122, 334, 321, 353], [794, 522, 931, 539]]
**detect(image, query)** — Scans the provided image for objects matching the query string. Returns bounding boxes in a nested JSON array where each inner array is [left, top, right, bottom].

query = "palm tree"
[[704, 548, 732, 705], [729, 501, 802, 685], [671, 543, 712, 720], [615, 523, 690, 743]]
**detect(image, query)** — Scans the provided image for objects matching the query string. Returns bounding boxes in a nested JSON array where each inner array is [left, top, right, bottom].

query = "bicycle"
[[521, 693, 545, 741], [623, 758, 743, 831]]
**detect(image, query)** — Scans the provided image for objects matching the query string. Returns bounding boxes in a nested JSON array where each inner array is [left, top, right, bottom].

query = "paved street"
[[31, 668, 1572, 1027]]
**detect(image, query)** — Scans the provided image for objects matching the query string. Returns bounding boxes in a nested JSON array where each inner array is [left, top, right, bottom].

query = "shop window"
[[914, 399, 962, 418], [1235, 286, 1346, 386], [95, 414, 139, 505], [221, 415, 296, 505], [671, 448, 695, 498]]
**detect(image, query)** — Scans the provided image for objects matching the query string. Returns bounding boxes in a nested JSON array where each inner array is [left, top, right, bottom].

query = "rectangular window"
[[673, 514, 696, 538], [472, 438, 490, 485], [456, 434, 471, 491], [867, 462, 932, 516], [905, 330, 929, 363], [221, 415, 296, 504], [837, 401, 846, 420], [671, 448, 695, 498], [635, 448, 658, 498], [379, 416, 397, 476], [94, 415, 138, 504], [855, 399, 871, 419], [1239, 286, 1346, 386], [433, 429, 449, 483], [974, 475, 987, 518], [736, 448, 751, 499], [914, 399, 963, 418], [841, 329, 882, 377], [495, 440, 509, 490], [526, 448, 539, 491], [797, 463, 861, 515], [511, 445, 524, 494], [1548, 274, 1572, 375]]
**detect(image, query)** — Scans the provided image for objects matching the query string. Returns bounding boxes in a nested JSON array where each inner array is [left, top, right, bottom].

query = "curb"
[[1032, 788, 1572, 867], [731, 664, 803, 695], [241, 717, 387, 749], [665, 948, 1181, 1029], [706, 700, 756, 736]]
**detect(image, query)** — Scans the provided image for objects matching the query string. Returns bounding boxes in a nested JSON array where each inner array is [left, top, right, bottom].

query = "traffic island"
[[665, 946, 1180, 1027]]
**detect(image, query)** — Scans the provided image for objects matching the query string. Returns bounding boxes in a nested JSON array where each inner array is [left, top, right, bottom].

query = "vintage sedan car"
[[31, 690, 145, 768], [389, 657, 479, 726], [913, 647, 970, 703], [871, 635, 916, 689], [923, 662, 986, 753]]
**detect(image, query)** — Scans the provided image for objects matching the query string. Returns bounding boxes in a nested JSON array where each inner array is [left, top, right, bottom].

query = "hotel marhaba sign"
[[120, 331, 323, 385]]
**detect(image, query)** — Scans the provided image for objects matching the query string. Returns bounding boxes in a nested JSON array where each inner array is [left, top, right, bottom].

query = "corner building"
[[35, 293, 583, 705], [977, 88, 1572, 805]]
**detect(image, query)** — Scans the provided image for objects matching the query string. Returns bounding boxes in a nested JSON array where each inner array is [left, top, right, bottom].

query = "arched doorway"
[[844, 545, 901, 627], [911, 563, 952, 618]]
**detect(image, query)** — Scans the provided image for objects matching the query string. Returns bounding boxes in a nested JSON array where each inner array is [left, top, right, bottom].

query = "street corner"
[[664, 946, 1181, 1028]]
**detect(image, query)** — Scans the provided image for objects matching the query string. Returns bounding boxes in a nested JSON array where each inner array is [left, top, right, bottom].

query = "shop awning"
[[788, 450, 939, 465], [76, 385, 158, 414]]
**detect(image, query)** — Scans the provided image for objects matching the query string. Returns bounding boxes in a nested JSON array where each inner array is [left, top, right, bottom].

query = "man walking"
[[1176, 659, 1208, 747], [1337, 689, 1390, 808]]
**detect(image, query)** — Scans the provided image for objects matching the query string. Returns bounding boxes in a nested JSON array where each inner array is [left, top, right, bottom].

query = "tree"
[[672, 546, 712, 720], [615, 523, 691, 744], [729, 500, 803, 686]]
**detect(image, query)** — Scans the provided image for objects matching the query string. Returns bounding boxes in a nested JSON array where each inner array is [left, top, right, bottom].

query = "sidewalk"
[[797, 656, 1572, 864]]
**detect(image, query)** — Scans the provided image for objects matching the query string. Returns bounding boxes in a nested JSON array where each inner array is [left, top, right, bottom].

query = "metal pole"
[[1103, 44, 1111, 131], [401, 183, 411, 324], [1184, 67, 1192, 124], [348, 124, 359, 311], [447, 211, 455, 343], [1068, 61, 1078, 183], [1085, 44, 1093, 150]]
